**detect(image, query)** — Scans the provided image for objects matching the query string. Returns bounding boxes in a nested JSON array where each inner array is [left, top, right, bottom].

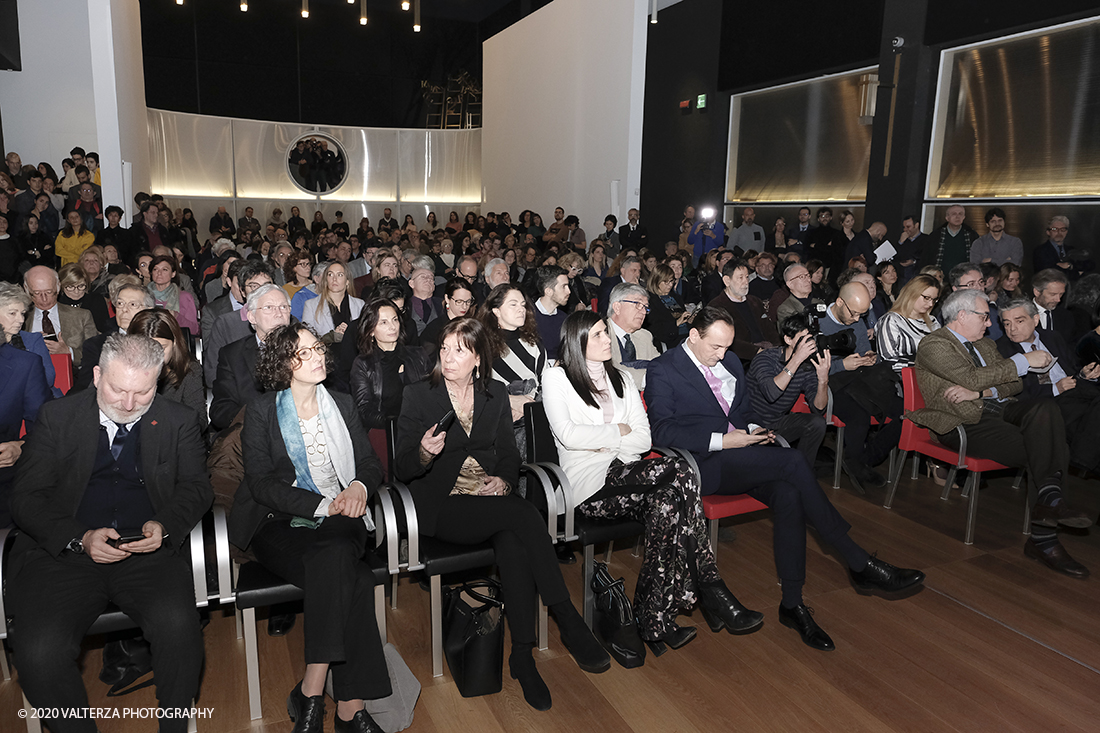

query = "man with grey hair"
[[484, 258, 509, 290], [211, 284, 292, 432], [608, 282, 660, 391], [408, 268, 440, 335], [399, 248, 421, 278], [269, 243, 295, 286], [597, 255, 643, 314], [1032, 215, 1091, 280], [23, 265, 99, 367], [912, 289, 1091, 577], [10, 333, 212, 731], [74, 281, 155, 391], [924, 204, 977, 273], [1031, 268, 1075, 345], [205, 261, 276, 386], [775, 264, 825, 326]]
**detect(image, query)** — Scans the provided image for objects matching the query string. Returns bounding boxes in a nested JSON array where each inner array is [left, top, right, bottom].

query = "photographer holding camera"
[[746, 312, 832, 466], [816, 282, 903, 490]]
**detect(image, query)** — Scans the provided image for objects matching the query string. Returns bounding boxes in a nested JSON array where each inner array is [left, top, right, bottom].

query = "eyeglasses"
[[621, 299, 650, 314], [244, 280, 270, 292], [1048, 227, 1068, 233], [966, 309, 991, 323], [294, 343, 328, 361], [257, 304, 291, 314], [840, 300, 867, 320], [63, 283, 87, 292], [116, 299, 145, 310], [28, 289, 56, 298], [788, 273, 811, 282], [449, 297, 474, 308]]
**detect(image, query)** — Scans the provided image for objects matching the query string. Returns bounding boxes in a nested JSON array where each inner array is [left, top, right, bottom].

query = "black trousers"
[[934, 398, 1069, 489], [765, 412, 827, 465], [1053, 380, 1100, 471], [10, 548, 203, 733], [250, 515, 391, 702], [429, 494, 570, 646], [831, 389, 903, 466], [711, 446, 853, 584]]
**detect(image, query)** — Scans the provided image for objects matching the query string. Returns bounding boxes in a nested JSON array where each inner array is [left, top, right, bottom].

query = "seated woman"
[[542, 311, 763, 652], [283, 250, 314, 298], [667, 253, 700, 305], [644, 263, 690, 351], [395, 318, 608, 711], [582, 242, 607, 283], [79, 245, 113, 299], [419, 278, 475, 349], [127, 307, 207, 432], [303, 261, 364, 344], [58, 263, 111, 334], [807, 258, 832, 300], [873, 261, 899, 310], [874, 273, 942, 370], [55, 209, 95, 267], [230, 323, 390, 733], [147, 254, 200, 336], [999, 262, 1023, 301], [0, 283, 56, 391], [558, 252, 589, 312]]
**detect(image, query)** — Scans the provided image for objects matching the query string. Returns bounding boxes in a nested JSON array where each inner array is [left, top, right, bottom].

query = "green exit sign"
[[697, 94, 707, 109]]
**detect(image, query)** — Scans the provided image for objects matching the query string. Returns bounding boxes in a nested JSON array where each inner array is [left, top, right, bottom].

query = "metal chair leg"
[[1023, 500, 1031, 535], [1012, 469, 1025, 490], [941, 467, 958, 500], [709, 518, 718, 548], [832, 425, 845, 490], [911, 453, 920, 480], [244, 607, 262, 720], [632, 535, 643, 558], [604, 540, 613, 563], [884, 450, 908, 509], [24, 692, 41, 733], [538, 600, 548, 651], [375, 584, 387, 642], [390, 575, 398, 610], [431, 575, 443, 678], [964, 472, 981, 545], [187, 700, 198, 733], [583, 544, 595, 628]]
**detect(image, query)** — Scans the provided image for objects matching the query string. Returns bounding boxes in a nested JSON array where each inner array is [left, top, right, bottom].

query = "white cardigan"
[[302, 293, 365, 338], [541, 365, 652, 505]]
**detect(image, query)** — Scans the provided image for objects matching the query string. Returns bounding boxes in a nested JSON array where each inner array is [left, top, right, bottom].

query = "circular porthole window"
[[286, 132, 348, 194]]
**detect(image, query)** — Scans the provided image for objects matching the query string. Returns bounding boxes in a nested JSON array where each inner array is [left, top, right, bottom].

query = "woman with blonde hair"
[[58, 263, 111, 333], [874, 273, 942, 370], [78, 245, 112, 298], [303, 261, 364, 343]]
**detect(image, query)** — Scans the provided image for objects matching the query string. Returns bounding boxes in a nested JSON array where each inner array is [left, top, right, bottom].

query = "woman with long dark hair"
[[395, 318, 608, 711], [350, 298, 431, 431], [445, 211, 462, 234], [231, 323, 390, 733], [127, 307, 206, 431], [541, 310, 763, 652], [55, 210, 94, 267], [147, 254, 199, 335]]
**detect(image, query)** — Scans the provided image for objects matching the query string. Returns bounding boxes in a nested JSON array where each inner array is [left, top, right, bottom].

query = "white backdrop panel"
[[232, 119, 313, 199], [398, 129, 483, 204], [148, 110, 234, 197], [317, 127, 400, 202]]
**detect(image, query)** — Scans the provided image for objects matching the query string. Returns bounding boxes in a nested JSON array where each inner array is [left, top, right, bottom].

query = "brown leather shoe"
[[1032, 501, 1093, 529], [1024, 538, 1090, 579]]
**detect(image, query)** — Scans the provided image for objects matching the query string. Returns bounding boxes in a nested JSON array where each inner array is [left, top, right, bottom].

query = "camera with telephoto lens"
[[805, 302, 857, 357]]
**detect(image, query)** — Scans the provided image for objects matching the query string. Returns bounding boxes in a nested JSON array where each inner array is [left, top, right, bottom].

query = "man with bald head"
[[845, 221, 888, 270], [729, 207, 764, 254], [924, 205, 977, 273], [209, 206, 236, 238], [816, 282, 903, 488], [775, 264, 825, 326], [24, 266, 99, 367]]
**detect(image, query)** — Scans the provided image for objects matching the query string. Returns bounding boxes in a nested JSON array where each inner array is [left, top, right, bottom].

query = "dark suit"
[[210, 334, 262, 432], [1032, 240, 1092, 281], [647, 346, 855, 585], [844, 230, 878, 268], [394, 379, 564, 644], [597, 276, 631, 315], [618, 222, 650, 256], [74, 326, 120, 392], [229, 388, 390, 701], [1036, 304, 1076, 347], [707, 291, 780, 362], [9, 390, 211, 732], [0, 344, 52, 526]]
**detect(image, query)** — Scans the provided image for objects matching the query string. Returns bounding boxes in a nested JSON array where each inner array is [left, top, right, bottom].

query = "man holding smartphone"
[[10, 334, 212, 732]]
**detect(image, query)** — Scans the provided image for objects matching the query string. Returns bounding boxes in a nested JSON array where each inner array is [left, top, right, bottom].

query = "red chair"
[[884, 367, 1025, 545], [701, 494, 769, 547], [792, 390, 895, 494], [51, 353, 74, 395], [590, 297, 598, 312]]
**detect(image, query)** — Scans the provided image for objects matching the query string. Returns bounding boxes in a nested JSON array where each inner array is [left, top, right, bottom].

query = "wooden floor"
[[4, 462, 1100, 733]]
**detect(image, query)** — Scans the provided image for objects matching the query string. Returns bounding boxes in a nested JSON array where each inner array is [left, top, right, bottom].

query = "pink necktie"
[[701, 365, 735, 431]]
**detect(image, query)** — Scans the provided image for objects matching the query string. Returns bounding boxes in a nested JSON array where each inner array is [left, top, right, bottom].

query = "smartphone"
[[107, 531, 146, 548], [434, 410, 456, 436]]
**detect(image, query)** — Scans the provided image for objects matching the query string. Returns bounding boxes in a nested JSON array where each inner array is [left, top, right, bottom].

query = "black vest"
[[75, 423, 155, 532]]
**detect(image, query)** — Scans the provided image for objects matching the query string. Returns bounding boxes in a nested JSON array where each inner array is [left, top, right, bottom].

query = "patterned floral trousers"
[[577, 455, 720, 639]]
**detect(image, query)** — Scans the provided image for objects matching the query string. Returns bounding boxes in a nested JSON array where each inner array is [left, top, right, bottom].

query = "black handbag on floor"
[[441, 579, 505, 697], [591, 561, 646, 668]]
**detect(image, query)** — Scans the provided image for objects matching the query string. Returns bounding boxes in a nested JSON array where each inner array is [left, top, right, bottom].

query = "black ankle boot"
[[697, 579, 764, 635], [552, 602, 611, 673], [335, 709, 384, 733], [287, 681, 325, 733], [509, 645, 552, 711]]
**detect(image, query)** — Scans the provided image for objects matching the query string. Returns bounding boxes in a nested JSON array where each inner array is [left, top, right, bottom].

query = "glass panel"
[[930, 21, 1100, 198], [232, 119, 314, 200], [317, 127, 399, 203], [727, 70, 874, 203], [398, 129, 483, 204], [147, 110, 233, 197]]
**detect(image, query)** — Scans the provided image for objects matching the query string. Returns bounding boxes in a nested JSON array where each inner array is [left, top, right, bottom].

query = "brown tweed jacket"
[[909, 326, 1021, 435]]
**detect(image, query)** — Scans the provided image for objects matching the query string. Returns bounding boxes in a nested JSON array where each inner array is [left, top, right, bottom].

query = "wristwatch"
[[66, 536, 85, 554]]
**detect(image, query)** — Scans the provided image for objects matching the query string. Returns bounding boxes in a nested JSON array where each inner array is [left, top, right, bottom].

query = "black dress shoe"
[[1032, 501, 1093, 529], [843, 458, 886, 490], [1024, 538, 1090, 579], [268, 612, 296, 637], [287, 681, 325, 733], [849, 554, 926, 594], [555, 543, 577, 565], [698, 580, 764, 635], [644, 624, 697, 657], [557, 612, 611, 673], [509, 649, 552, 711], [778, 604, 835, 651], [335, 710, 384, 733]]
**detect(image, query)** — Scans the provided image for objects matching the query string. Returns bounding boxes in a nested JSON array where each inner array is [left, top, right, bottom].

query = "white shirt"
[[1020, 332, 1069, 394], [99, 409, 141, 446], [535, 298, 558, 316], [32, 304, 61, 333], [680, 343, 759, 451], [1033, 299, 1054, 330], [609, 318, 632, 351]]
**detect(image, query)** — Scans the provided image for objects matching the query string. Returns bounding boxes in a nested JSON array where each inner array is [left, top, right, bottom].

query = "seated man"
[[816, 282, 903, 488], [707, 257, 779, 363], [10, 334, 212, 732], [607, 282, 660, 391], [210, 284, 292, 432], [745, 312, 829, 466], [74, 278, 153, 391], [23, 265, 99, 368], [597, 255, 642, 314], [774, 264, 825, 326], [996, 298, 1100, 479], [747, 251, 781, 303], [533, 265, 570, 361], [648, 307, 924, 652], [912, 289, 1091, 577], [204, 261, 276, 386]]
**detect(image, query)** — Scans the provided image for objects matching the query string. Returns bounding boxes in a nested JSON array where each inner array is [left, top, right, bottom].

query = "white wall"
[[482, 0, 648, 241], [0, 0, 99, 171]]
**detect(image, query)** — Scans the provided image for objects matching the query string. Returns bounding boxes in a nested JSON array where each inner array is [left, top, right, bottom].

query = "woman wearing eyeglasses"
[[874, 274, 942, 371], [418, 278, 475, 349], [557, 251, 590, 312], [644, 263, 691, 350], [230, 323, 390, 733], [58, 263, 111, 333]]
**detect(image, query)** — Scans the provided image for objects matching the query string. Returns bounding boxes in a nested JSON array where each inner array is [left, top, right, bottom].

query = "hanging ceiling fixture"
[[650, 0, 658, 24], [413, 0, 421, 31], [401, 1, 410, 10], [360, 0, 367, 25], [301, 0, 309, 18], [240, 2, 248, 11]]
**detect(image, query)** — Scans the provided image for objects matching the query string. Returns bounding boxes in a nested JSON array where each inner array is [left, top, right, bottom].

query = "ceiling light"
[[401, 1, 410, 10], [301, 0, 309, 18], [413, 0, 420, 31], [360, 0, 367, 24], [240, 2, 248, 10], [650, 0, 658, 23]]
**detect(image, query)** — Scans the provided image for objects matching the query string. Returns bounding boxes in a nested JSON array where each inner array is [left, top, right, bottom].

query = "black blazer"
[[350, 345, 431, 429], [645, 291, 685, 351], [210, 334, 261, 432], [229, 390, 383, 550], [394, 380, 520, 535], [11, 388, 212, 559], [75, 330, 111, 391], [996, 328, 1078, 401]]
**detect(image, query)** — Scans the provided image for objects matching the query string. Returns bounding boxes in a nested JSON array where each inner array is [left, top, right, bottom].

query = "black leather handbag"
[[441, 579, 505, 697], [591, 561, 646, 668]]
